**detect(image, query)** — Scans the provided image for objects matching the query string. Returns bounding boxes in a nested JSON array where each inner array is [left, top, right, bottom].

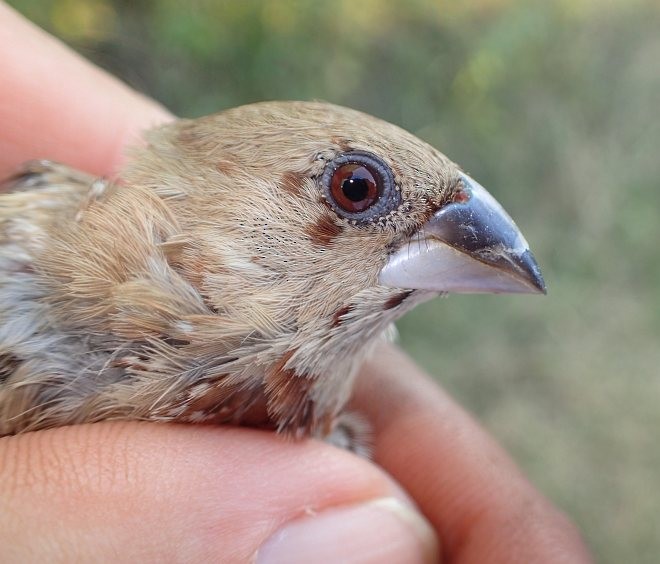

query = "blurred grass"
[[10, 0, 660, 560]]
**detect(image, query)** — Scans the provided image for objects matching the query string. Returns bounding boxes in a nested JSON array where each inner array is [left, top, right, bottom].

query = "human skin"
[[0, 3, 592, 562]]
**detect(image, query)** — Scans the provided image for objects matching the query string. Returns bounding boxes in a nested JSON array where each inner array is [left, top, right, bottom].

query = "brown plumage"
[[0, 101, 544, 449]]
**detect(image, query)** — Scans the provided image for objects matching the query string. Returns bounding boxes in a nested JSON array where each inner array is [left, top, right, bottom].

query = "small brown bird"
[[0, 101, 544, 451]]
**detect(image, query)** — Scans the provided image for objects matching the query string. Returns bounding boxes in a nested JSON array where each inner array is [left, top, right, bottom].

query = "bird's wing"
[[0, 162, 105, 434], [0, 160, 101, 272]]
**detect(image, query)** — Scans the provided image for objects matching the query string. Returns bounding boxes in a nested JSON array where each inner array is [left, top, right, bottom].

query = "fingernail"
[[256, 497, 439, 564]]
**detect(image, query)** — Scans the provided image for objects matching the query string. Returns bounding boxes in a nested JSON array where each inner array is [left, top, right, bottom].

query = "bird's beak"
[[378, 173, 546, 294]]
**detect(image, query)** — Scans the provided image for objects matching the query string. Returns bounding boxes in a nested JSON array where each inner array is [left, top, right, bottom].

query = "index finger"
[[0, 2, 171, 178], [353, 343, 592, 563]]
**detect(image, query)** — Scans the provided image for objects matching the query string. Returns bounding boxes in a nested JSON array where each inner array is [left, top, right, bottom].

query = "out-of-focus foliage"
[[11, 0, 660, 560]]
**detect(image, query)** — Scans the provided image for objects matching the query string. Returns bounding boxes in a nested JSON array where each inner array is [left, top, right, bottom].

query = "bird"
[[0, 101, 545, 452]]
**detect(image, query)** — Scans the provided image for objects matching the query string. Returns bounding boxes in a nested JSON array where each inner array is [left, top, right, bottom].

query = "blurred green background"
[[11, 0, 660, 560]]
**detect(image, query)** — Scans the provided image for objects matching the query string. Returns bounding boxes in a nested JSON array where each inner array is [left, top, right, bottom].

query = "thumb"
[[0, 422, 438, 563]]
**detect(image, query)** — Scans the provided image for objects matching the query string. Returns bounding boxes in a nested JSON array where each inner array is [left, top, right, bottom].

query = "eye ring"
[[321, 151, 401, 223]]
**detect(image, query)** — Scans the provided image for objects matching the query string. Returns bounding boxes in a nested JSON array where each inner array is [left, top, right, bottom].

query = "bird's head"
[[125, 101, 545, 350]]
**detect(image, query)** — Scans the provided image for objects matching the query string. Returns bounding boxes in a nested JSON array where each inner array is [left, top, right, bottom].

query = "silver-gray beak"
[[378, 173, 546, 294]]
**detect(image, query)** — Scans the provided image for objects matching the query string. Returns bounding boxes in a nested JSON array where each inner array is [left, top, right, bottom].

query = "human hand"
[[0, 3, 591, 562]]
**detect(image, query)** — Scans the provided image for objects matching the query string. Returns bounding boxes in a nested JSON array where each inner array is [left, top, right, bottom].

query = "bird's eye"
[[330, 164, 379, 212], [321, 151, 401, 223]]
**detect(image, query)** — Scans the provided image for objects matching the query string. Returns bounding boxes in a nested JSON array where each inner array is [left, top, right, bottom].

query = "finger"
[[0, 422, 438, 563], [0, 2, 172, 178], [353, 344, 592, 563]]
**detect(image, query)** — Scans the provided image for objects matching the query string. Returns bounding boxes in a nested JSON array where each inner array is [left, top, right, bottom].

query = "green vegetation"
[[12, 1, 660, 560]]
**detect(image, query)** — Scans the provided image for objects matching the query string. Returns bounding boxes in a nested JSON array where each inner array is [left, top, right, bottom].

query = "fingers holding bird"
[[0, 7, 594, 562], [352, 343, 592, 563], [0, 421, 439, 563]]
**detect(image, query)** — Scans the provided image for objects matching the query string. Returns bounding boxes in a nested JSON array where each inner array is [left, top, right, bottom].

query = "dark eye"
[[330, 163, 380, 212], [321, 151, 401, 223]]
